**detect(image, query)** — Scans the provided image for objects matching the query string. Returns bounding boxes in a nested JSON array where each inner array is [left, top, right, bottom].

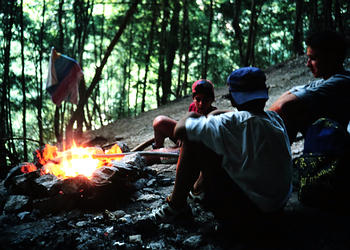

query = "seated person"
[[151, 67, 293, 227], [152, 79, 217, 149], [269, 30, 350, 208], [143, 79, 217, 166], [269, 30, 350, 143]]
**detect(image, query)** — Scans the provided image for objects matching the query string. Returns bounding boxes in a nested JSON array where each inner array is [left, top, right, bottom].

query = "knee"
[[153, 115, 168, 129]]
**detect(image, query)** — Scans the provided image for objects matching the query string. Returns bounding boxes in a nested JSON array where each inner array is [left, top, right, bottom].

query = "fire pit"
[[3, 142, 149, 214]]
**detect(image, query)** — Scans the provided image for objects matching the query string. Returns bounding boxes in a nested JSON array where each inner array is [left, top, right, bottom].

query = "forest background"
[[1, 0, 349, 178]]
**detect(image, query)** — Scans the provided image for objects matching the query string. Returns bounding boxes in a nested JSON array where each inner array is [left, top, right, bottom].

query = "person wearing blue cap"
[[151, 67, 293, 226]]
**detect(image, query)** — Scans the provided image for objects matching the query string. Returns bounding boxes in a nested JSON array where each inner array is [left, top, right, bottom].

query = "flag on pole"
[[46, 47, 83, 106]]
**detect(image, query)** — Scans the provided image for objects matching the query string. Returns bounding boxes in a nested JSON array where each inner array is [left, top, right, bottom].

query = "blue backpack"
[[294, 118, 350, 209]]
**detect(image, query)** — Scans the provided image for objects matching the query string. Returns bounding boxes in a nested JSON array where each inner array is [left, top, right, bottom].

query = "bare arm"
[[269, 91, 308, 142], [174, 112, 202, 140]]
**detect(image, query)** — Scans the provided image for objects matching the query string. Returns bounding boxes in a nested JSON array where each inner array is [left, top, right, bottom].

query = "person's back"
[[151, 67, 292, 224], [187, 68, 292, 213]]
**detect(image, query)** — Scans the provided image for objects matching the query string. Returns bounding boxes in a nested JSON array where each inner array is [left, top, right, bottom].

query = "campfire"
[[4, 141, 147, 214], [21, 142, 125, 179]]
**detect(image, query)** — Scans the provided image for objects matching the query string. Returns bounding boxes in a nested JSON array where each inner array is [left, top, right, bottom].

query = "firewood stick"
[[131, 137, 155, 152], [92, 151, 179, 159]]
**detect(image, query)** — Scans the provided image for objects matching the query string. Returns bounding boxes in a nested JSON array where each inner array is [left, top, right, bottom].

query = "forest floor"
[[1, 55, 350, 249]]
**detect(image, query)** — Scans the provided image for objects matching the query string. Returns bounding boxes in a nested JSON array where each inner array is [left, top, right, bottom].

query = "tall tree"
[[182, 0, 190, 97], [322, 0, 333, 30], [73, 0, 93, 136], [0, 1, 16, 177], [20, 0, 28, 161], [156, 0, 169, 106], [308, 0, 319, 32], [334, 0, 344, 33], [202, 0, 214, 79], [141, 0, 158, 112], [244, 0, 262, 66], [180, 0, 190, 97], [293, 0, 304, 55], [54, 0, 65, 144], [231, 0, 244, 65], [161, 1, 180, 104], [37, 0, 46, 147]]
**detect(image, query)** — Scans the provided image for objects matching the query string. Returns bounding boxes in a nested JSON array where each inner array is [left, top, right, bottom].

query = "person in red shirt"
[[152, 79, 217, 150]]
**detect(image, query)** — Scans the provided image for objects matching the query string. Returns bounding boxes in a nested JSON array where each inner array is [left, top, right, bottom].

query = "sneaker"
[[187, 190, 205, 204], [151, 197, 192, 224]]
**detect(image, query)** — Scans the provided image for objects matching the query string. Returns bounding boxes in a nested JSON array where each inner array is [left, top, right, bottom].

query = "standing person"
[[269, 30, 350, 208], [269, 30, 350, 142], [151, 67, 293, 225]]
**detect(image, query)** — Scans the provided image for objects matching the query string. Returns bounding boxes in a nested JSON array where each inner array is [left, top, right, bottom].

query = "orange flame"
[[21, 163, 37, 173], [28, 142, 124, 179]]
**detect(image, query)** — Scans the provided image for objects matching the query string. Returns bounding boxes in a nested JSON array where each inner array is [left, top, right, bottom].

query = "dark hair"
[[192, 83, 215, 100], [305, 31, 348, 62]]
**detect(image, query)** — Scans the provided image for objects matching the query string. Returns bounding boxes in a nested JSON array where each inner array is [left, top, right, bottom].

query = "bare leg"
[[153, 115, 177, 148], [169, 139, 222, 209]]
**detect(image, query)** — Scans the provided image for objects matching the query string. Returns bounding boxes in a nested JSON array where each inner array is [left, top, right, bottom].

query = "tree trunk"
[[38, 0, 46, 147], [334, 0, 344, 33], [232, 0, 244, 66], [73, 0, 92, 137], [244, 0, 259, 66], [161, 1, 180, 105], [293, 0, 304, 56], [127, 22, 133, 116], [20, 0, 28, 162], [176, 1, 185, 98], [156, 0, 169, 106], [322, 0, 333, 30], [134, 66, 140, 114], [54, 0, 65, 144], [66, 0, 141, 145], [202, 0, 213, 79], [1, 2, 16, 177], [118, 62, 127, 117], [308, 0, 319, 32], [141, 0, 158, 112], [182, 0, 190, 97]]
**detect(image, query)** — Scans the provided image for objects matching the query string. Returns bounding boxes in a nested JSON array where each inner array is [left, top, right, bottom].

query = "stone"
[[4, 195, 31, 213], [32, 174, 61, 197], [129, 234, 142, 243], [183, 235, 202, 248]]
